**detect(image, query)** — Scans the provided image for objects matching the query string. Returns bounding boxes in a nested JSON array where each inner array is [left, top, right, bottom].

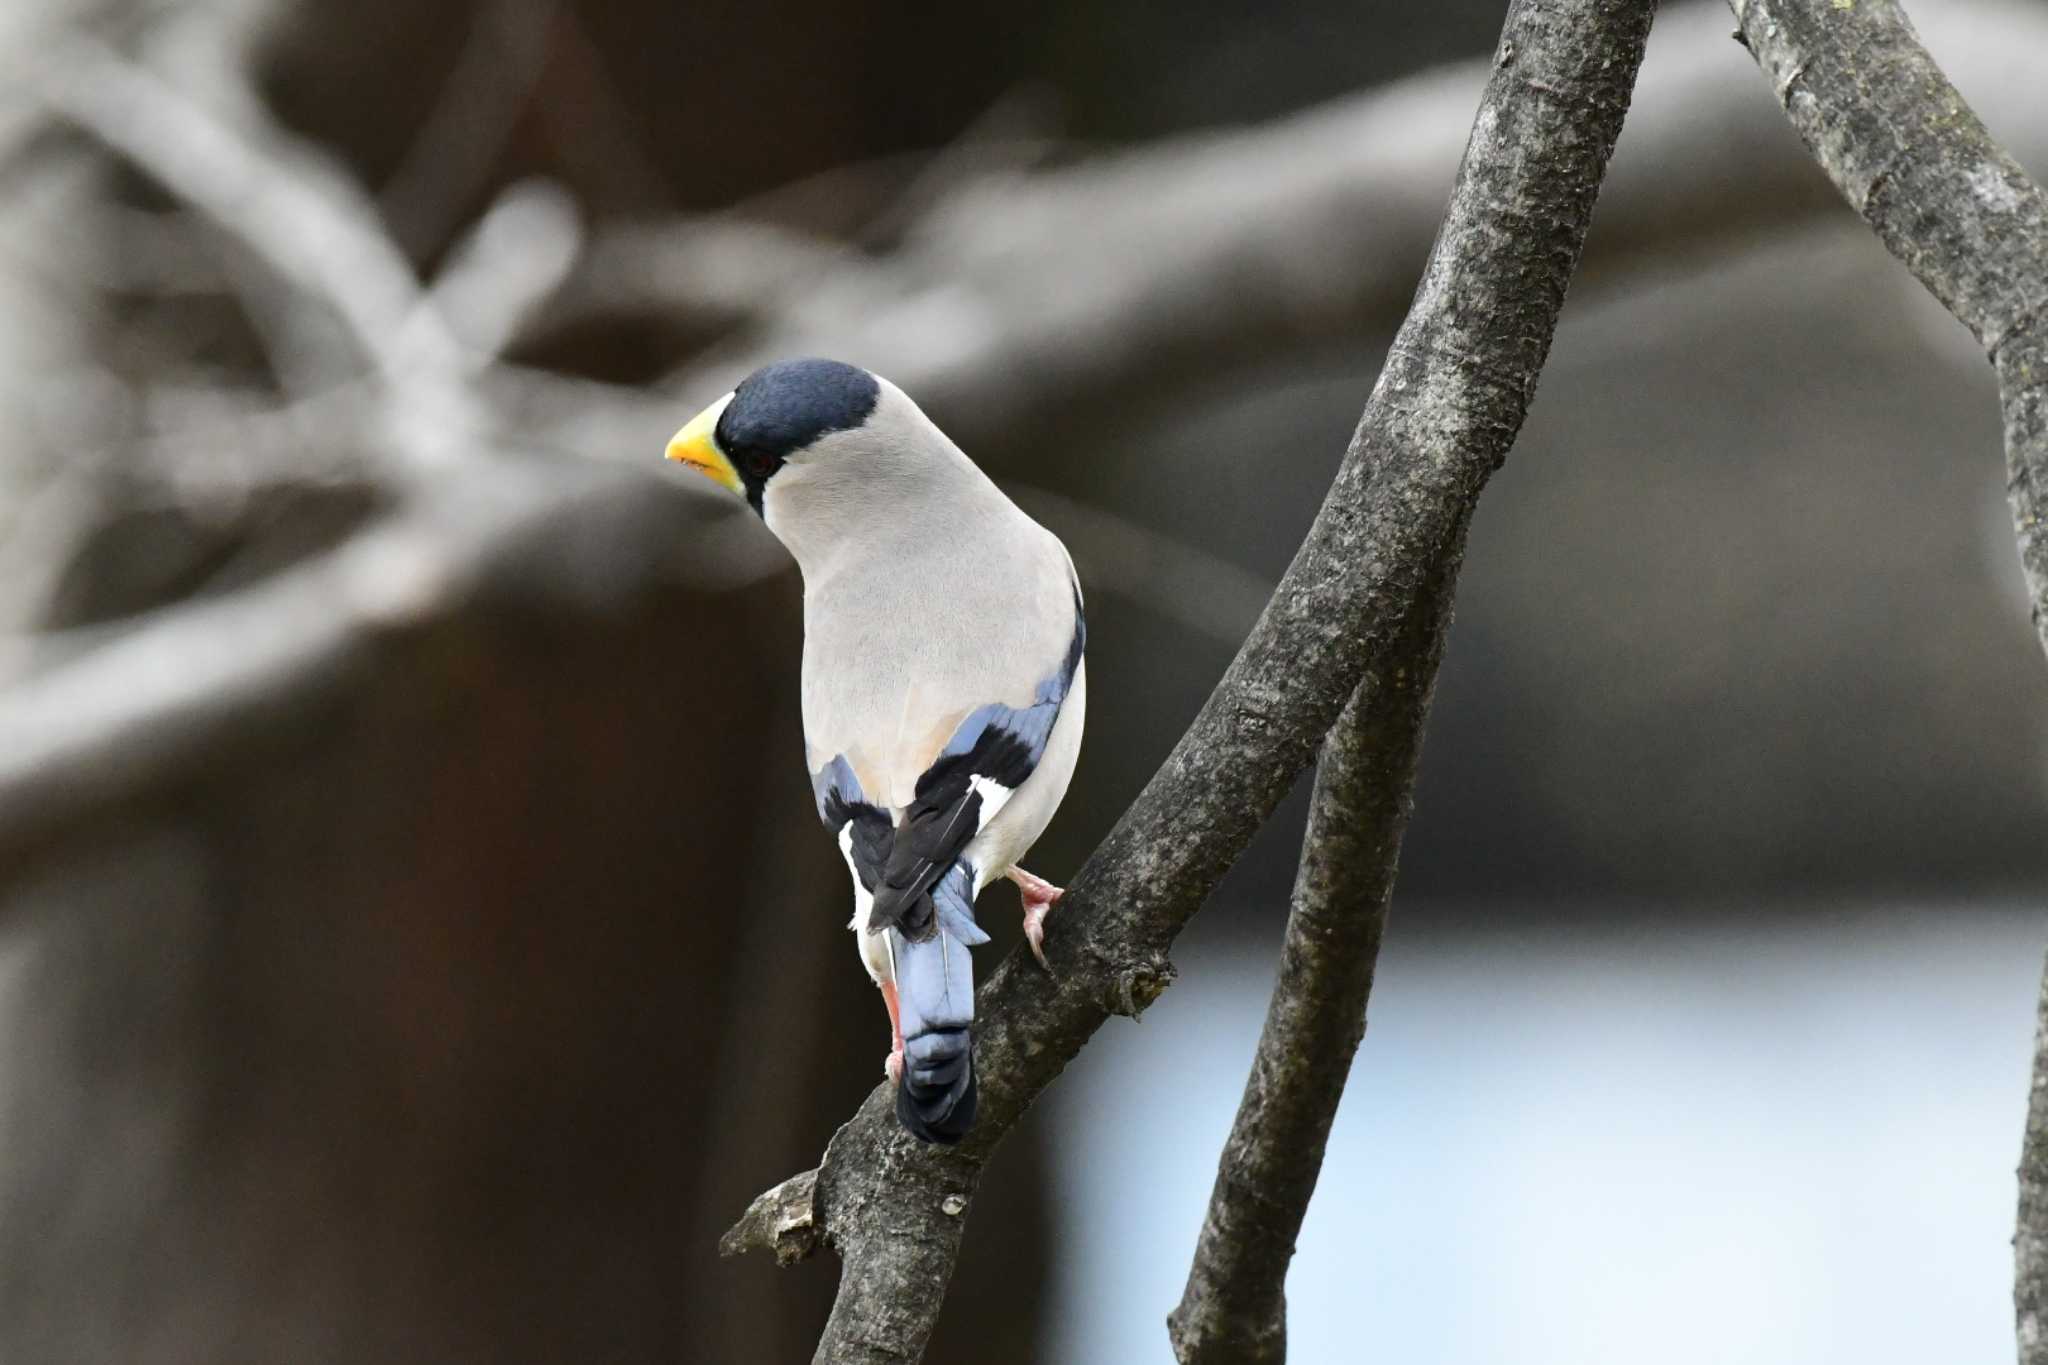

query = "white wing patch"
[[967, 775, 1016, 834]]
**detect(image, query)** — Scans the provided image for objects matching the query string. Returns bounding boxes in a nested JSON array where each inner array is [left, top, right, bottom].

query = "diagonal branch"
[[720, 2, 1661, 1360], [2028, 970, 2048, 1365], [1726, 0, 2048, 660], [1722, 3, 2048, 1358], [1166, 542, 1464, 1363]]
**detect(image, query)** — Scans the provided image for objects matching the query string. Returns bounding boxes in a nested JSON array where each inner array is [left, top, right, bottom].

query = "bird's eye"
[[742, 451, 777, 480]]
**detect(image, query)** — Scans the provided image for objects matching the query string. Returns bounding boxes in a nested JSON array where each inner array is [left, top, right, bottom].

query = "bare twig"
[[1722, 4, 2048, 1354], [1166, 553, 1462, 1362], [719, 2, 1660, 1360], [526, 216, 866, 341], [377, 0, 560, 259], [29, 33, 459, 387], [423, 179, 583, 366], [856, 86, 1066, 248], [24, 32, 483, 470], [2027, 963, 2048, 1365], [717, 1169, 821, 1267]]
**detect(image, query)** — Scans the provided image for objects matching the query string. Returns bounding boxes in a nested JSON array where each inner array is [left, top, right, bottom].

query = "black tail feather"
[[896, 1027, 976, 1144]]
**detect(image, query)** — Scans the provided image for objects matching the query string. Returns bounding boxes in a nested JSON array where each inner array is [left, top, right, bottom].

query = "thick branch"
[[1166, 541, 1464, 1363], [1724, 4, 2048, 1355], [720, 3, 1661, 1359]]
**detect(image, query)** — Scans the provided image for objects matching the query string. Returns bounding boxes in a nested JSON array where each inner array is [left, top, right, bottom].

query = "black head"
[[714, 358, 880, 510]]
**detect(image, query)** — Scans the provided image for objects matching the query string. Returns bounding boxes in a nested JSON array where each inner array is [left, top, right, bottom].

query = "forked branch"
[[721, 2, 1661, 1360]]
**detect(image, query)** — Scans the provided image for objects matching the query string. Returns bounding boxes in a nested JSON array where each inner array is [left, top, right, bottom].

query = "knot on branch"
[[718, 1168, 821, 1267], [1167, 1297, 1287, 1365], [1107, 955, 1177, 1019]]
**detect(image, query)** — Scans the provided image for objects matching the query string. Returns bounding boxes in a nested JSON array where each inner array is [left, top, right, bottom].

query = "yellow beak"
[[663, 394, 743, 495]]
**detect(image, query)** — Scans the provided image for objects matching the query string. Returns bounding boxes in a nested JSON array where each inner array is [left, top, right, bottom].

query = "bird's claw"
[[1022, 902, 1053, 972], [1007, 868, 1063, 975]]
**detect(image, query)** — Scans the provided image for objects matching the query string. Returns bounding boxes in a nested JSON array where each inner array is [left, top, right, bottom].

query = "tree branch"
[[1726, 0, 2048, 661], [1166, 545, 1463, 1363], [719, 2, 1661, 1359], [375, 0, 561, 261], [2025, 961, 2048, 1365], [29, 33, 459, 389], [1722, 3, 2048, 1355], [25, 31, 483, 471]]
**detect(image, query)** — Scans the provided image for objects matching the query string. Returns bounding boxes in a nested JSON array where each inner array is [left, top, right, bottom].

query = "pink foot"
[[881, 980, 906, 1084], [1005, 866, 1064, 972]]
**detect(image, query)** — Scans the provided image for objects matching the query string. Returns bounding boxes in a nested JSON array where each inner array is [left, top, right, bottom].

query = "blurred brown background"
[[0, 1, 2044, 1361]]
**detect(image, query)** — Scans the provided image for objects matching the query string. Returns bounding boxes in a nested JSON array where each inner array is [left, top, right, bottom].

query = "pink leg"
[[1004, 866, 1064, 971], [880, 980, 905, 1084]]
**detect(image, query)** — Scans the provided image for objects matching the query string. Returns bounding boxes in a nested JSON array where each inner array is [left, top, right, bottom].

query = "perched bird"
[[663, 359, 1085, 1144]]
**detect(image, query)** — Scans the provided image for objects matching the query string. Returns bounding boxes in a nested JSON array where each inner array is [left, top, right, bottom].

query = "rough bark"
[[720, 2, 1661, 1359], [1166, 547, 1463, 1363], [1723, 3, 2048, 1355], [1727, 0, 2048, 662]]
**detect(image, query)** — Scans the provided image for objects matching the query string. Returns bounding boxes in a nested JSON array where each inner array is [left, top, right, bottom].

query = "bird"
[[663, 358, 1085, 1144]]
